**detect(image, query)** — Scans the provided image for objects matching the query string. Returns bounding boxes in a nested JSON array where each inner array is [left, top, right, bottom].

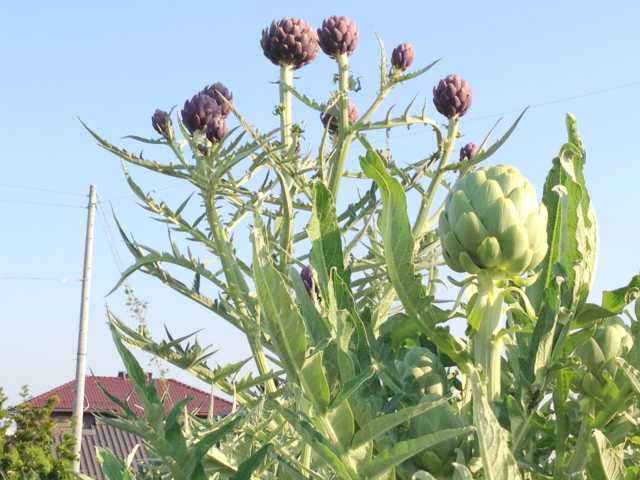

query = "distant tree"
[[0, 386, 75, 479]]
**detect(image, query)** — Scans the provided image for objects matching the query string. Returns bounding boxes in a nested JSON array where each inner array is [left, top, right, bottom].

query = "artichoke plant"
[[83, 12, 640, 480]]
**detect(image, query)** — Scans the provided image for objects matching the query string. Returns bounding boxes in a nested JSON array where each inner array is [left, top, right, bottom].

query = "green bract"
[[438, 164, 548, 276], [399, 347, 447, 397], [577, 317, 634, 378]]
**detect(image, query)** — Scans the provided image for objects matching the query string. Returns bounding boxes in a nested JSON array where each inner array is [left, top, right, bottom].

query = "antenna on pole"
[[71, 184, 97, 473]]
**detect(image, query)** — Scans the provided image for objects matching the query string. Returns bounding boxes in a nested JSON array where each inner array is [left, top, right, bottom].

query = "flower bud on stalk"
[[321, 101, 358, 135], [201, 82, 233, 117], [260, 18, 319, 69], [181, 93, 227, 144], [151, 109, 174, 140], [400, 347, 447, 397], [459, 142, 478, 161], [433, 74, 473, 118], [438, 165, 548, 400], [317, 15, 359, 58], [391, 42, 414, 72], [300, 265, 321, 304]]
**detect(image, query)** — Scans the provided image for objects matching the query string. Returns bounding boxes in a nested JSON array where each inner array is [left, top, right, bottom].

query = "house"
[[28, 372, 232, 479]]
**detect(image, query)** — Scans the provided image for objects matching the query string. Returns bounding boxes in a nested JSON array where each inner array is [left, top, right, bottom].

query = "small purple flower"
[[459, 142, 478, 161], [432, 74, 473, 119], [151, 109, 173, 139], [317, 16, 359, 58], [205, 116, 227, 143], [201, 82, 233, 118], [300, 265, 321, 302], [181, 93, 223, 135], [260, 17, 319, 69], [321, 101, 358, 135], [391, 43, 414, 72]]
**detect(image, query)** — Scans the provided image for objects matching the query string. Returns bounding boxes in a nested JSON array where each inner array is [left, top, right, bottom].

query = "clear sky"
[[1, 1, 639, 404]]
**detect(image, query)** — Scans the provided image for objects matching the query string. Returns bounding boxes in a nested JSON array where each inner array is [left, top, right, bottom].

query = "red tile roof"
[[29, 372, 232, 418]]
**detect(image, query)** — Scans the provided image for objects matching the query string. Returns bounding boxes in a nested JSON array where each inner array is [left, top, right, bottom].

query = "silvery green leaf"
[[361, 427, 473, 478], [300, 351, 331, 412], [587, 429, 625, 480], [469, 367, 522, 480], [252, 223, 307, 377], [527, 114, 597, 380]]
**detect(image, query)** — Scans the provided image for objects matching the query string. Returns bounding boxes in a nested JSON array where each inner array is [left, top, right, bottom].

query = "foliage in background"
[[0, 387, 75, 479], [83, 14, 640, 479]]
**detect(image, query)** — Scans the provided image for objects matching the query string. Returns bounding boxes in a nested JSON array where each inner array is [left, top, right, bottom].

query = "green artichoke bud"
[[576, 317, 633, 379], [438, 165, 548, 277], [410, 395, 466, 475], [399, 347, 447, 397]]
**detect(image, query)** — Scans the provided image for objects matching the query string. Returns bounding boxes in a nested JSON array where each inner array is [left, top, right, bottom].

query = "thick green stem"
[[471, 272, 505, 402], [205, 193, 277, 394], [412, 117, 459, 240], [328, 54, 353, 199], [279, 65, 294, 150], [278, 65, 294, 271]]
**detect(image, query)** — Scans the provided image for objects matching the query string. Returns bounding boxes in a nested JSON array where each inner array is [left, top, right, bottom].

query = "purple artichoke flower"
[[201, 82, 233, 117], [151, 109, 173, 139], [181, 93, 223, 135], [317, 16, 359, 58], [459, 142, 478, 160], [205, 116, 227, 143], [300, 265, 321, 302], [321, 101, 358, 134], [432, 74, 473, 119], [391, 43, 414, 72], [260, 17, 319, 69]]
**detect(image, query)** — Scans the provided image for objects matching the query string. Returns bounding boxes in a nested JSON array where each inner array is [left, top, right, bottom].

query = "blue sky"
[[1, 1, 639, 404]]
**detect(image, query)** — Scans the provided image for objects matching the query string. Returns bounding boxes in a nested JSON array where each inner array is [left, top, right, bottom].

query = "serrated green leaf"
[[469, 367, 522, 480], [602, 275, 640, 313], [588, 429, 625, 480], [96, 447, 133, 480], [351, 397, 449, 450], [230, 444, 272, 480], [308, 182, 346, 304], [301, 351, 331, 411], [362, 427, 473, 478], [360, 147, 467, 364], [527, 114, 597, 380]]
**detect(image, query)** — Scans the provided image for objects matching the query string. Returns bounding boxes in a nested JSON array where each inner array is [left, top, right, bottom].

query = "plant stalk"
[[205, 192, 277, 393], [328, 53, 353, 199], [412, 117, 459, 240], [278, 65, 294, 271], [471, 271, 505, 402]]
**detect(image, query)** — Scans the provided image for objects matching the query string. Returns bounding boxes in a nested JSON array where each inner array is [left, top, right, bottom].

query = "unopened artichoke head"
[[438, 165, 548, 277]]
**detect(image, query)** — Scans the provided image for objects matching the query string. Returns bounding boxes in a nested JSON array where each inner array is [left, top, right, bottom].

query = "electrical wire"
[[0, 183, 87, 197], [0, 199, 86, 209]]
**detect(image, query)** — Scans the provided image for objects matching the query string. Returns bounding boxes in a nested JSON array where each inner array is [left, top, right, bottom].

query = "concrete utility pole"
[[71, 184, 97, 473]]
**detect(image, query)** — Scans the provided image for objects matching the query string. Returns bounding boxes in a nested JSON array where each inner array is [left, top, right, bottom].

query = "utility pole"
[[71, 184, 97, 473]]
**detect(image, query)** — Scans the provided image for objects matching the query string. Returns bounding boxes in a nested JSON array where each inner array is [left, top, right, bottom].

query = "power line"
[[0, 183, 87, 197], [96, 195, 126, 273], [389, 79, 640, 140], [0, 199, 86, 209], [0, 275, 81, 282]]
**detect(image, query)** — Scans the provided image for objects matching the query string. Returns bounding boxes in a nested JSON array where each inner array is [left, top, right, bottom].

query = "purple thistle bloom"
[[391, 43, 414, 72], [181, 93, 223, 135], [201, 82, 233, 118], [432, 74, 473, 119], [205, 116, 227, 143], [260, 17, 319, 69], [300, 265, 321, 302], [317, 16, 359, 58], [151, 109, 173, 138], [321, 101, 358, 135], [459, 142, 478, 160]]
